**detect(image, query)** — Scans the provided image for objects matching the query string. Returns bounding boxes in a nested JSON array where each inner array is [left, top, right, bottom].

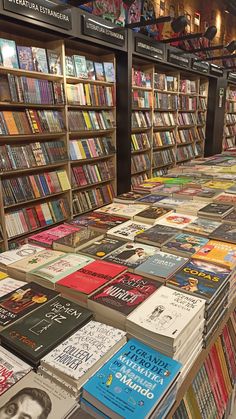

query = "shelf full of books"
[[223, 83, 236, 150]]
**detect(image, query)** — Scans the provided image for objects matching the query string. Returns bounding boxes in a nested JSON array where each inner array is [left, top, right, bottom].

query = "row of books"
[[0, 74, 64, 104], [178, 127, 199, 144], [199, 97, 207, 110], [154, 92, 178, 110], [131, 172, 149, 187], [227, 89, 236, 100], [132, 111, 151, 128], [154, 111, 176, 127], [154, 73, 178, 91], [69, 136, 115, 161], [178, 112, 197, 126], [0, 110, 64, 135], [153, 130, 176, 147], [132, 69, 152, 88], [152, 148, 175, 168], [178, 95, 197, 111], [65, 55, 115, 82], [131, 153, 151, 174], [68, 110, 115, 132], [198, 126, 206, 142], [0, 37, 61, 74], [226, 113, 236, 124], [5, 197, 70, 238], [226, 102, 236, 113], [72, 184, 114, 214], [0, 141, 67, 172], [176, 143, 199, 162], [132, 90, 152, 108], [66, 83, 115, 107], [131, 133, 150, 152], [180, 79, 197, 94], [198, 112, 206, 125], [2, 170, 70, 207], [224, 137, 235, 149], [225, 125, 236, 137], [71, 160, 114, 188]]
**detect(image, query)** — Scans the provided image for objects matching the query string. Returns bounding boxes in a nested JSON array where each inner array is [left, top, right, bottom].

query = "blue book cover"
[[137, 195, 165, 204], [135, 251, 188, 280], [83, 338, 181, 419]]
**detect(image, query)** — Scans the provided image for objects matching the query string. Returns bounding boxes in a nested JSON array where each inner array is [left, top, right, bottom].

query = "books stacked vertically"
[[198, 203, 234, 220], [0, 243, 43, 272], [79, 237, 126, 259], [162, 233, 209, 257], [0, 277, 26, 297], [96, 202, 148, 219], [39, 321, 126, 398], [0, 296, 92, 367], [126, 286, 205, 363], [28, 224, 80, 248], [52, 229, 104, 253], [72, 184, 114, 214], [107, 220, 151, 241], [136, 224, 179, 247], [68, 211, 128, 232], [69, 137, 115, 161]]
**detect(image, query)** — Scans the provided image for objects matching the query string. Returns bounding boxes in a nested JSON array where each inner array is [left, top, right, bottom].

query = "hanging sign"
[[82, 16, 126, 47], [168, 50, 190, 68], [192, 59, 209, 74], [135, 38, 165, 61], [210, 64, 223, 76]]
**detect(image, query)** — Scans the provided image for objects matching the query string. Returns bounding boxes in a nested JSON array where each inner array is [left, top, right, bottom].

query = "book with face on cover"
[[135, 224, 179, 247], [0, 278, 26, 297], [0, 244, 44, 272], [183, 217, 221, 236], [155, 213, 197, 230], [28, 224, 81, 248], [0, 346, 31, 395], [193, 240, 236, 270], [107, 220, 151, 241], [79, 237, 125, 259], [68, 212, 128, 232], [95, 203, 149, 219], [134, 206, 173, 225], [0, 296, 93, 367], [162, 233, 209, 257], [53, 229, 104, 253]]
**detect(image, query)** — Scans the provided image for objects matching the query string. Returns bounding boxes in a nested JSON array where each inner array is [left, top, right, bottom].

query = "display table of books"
[[0, 152, 235, 418]]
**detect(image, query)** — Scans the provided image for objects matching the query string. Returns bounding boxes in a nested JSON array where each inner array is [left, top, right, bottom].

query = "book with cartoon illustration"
[[135, 251, 188, 281], [104, 241, 158, 270], [193, 240, 236, 269], [162, 233, 209, 257], [107, 221, 151, 241], [155, 213, 197, 230]]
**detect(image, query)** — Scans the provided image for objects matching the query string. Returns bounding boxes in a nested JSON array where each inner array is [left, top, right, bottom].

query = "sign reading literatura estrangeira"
[[3, 0, 72, 30]]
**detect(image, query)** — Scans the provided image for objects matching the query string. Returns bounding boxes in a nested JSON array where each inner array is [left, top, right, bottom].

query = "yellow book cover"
[[204, 180, 235, 190], [144, 177, 171, 183], [94, 165, 102, 182], [193, 239, 236, 269], [73, 141, 82, 160], [215, 338, 232, 396], [57, 170, 71, 191], [78, 142, 87, 159], [131, 134, 138, 151], [183, 386, 201, 419], [218, 166, 236, 174], [82, 111, 92, 129], [84, 84, 91, 106], [0, 271, 8, 280]]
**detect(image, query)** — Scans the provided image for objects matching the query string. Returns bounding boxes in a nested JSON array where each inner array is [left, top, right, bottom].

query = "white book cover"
[[0, 277, 26, 297], [0, 346, 31, 395], [95, 203, 148, 218], [107, 220, 151, 241], [0, 244, 44, 266], [11, 249, 65, 274], [42, 321, 126, 382], [127, 286, 205, 340], [155, 213, 197, 229], [154, 198, 186, 208]]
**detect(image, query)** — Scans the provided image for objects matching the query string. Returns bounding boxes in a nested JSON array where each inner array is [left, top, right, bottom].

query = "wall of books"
[[223, 83, 236, 150]]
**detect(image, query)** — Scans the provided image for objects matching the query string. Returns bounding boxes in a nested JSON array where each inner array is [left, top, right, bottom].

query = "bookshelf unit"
[[223, 83, 236, 150]]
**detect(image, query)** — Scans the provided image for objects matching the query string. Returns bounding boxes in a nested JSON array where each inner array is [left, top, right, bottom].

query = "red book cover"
[[29, 224, 80, 247], [35, 204, 47, 227], [44, 172, 55, 194], [204, 357, 223, 417], [18, 211, 29, 233], [57, 260, 127, 295], [210, 345, 228, 406], [26, 208, 38, 230], [222, 326, 236, 381], [208, 352, 225, 416]]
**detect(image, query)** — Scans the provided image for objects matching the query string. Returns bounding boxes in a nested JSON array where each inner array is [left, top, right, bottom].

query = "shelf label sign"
[[210, 64, 223, 76], [192, 60, 209, 74], [82, 16, 126, 47], [168, 51, 190, 68], [228, 72, 236, 82], [135, 38, 165, 60], [3, 0, 72, 30]]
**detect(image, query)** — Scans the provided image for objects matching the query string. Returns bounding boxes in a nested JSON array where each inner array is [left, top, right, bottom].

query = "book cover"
[[223, 209, 236, 224], [137, 194, 165, 204], [0, 296, 92, 364], [53, 228, 103, 252], [8, 250, 64, 277], [96, 203, 148, 218], [166, 259, 231, 300], [114, 192, 144, 204], [0, 282, 58, 328], [68, 212, 128, 231], [0, 244, 44, 267], [65, 56, 75, 76], [89, 273, 161, 315], [163, 233, 209, 257], [83, 339, 181, 419], [134, 207, 172, 224], [31, 47, 49, 73], [193, 240, 236, 269], [0, 278, 26, 298], [155, 213, 197, 229], [94, 62, 105, 81], [103, 62, 115, 83], [0, 346, 31, 395], [16, 46, 34, 71], [57, 260, 126, 296], [86, 60, 96, 80], [210, 224, 236, 244], [29, 224, 80, 247], [203, 180, 235, 190], [184, 218, 221, 236], [73, 55, 88, 79], [47, 50, 62, 75], [136, 224, 179, 246], [198, 203, 234, 218], [107, 220, 151, 241], [0, 38, 18, 68], [104, 241, 158, 270], [81, 237, 125, 258], [135, 251, 188, 280]]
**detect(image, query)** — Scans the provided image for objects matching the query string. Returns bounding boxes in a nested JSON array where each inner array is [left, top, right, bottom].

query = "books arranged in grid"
[[56, 260, 127, 306], [72, 184, 114, 215], [152, 149, 175, 168], [193, 240, 236, 270], [68, 110, 115, 131], [65, 56, 115, 82], [0, 282, 58, 330], [132, 69, 152, 88], [0, 110, 64, 135], [80, 237, 126, 259], [53, 228, 104, 253], [132, 90, 153, 108], [184, 217, 222, 236], [180, 79, 197, 94], [134, 206, 173, 225], [136, 194, 165, 205], [177, 127, 198, 144], [154, 92, 178, 110], [104, 241, 158, 271], [223, 209, 236, 224], [136, 224, 179, 247], [132, 111, 151, 128], [178, 95, 197, 111], [153, 131, 176, 148], [107, 220, 151, 241], [70, 136, 115, 161], [2, 169, 71, 207], [176, 144, 196, 162], [197, 112, 206, 125], [131, 153, 151, 174], [135, 251, 188, 282], [88, 272, 161, 328], [198, 203, 234, 220], [82, 339, 181, 419], [0, 243, 43, 272], [154, 73, 178, 91], [0, 346, 31, 395], [0, 278, 26, 297], [40, 321, 126, 398], [68, 211, 127, 232], [72, 160, 114, 188], [5, 197, 70, 239], [0, 74, 64, 104], [178, 112, 197, 126], [131, 133, 151, 152], [153, 111, 176, 127], [0, 296, 93, 367], [162, 233, 209, 257], [155, 212, 197, 230], [95, 203, 148, 219], [67, 83, 115, 107]]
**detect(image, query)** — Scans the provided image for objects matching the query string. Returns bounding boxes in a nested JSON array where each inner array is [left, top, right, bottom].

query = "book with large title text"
[[0, 346, 31, 395]]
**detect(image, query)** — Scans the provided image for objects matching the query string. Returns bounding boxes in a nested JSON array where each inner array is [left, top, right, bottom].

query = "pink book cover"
[[29, 224, 80, 247], [87, 138, 97, 157]]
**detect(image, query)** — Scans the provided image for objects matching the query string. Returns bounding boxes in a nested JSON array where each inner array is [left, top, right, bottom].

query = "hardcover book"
[[193, 240, 236, 269], [107, 220, 151, 241], [17, 46, 34, 71], [136, 224, 179, 247], [0, 346, 31, 395], [166, 259, 231, 301], [163, 233, 209, 257], [83, 339, 181, 419], [28, 224, 80, 248], [103, 62, 115, 83], [184, 217, 221, 236], [0, 278, 26, 297], [198, 203, 234, 219], [53, 228, 104, 253], [80, 237, 125, 259], [73, 55, 88, 79], [31, 47, 49, 73], [0, 38, 18, 68], [210, 223, 236, 244], [134, 207, 173, 225], [135, 251, 188, 281], [155, 213, 197, 230], [0, 296, 92, 366], [0, 244, 44, 271], [0, 282, 58, 329], [68, 212, 128, 231]]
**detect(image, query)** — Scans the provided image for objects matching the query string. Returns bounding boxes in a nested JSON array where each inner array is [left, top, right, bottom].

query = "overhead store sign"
[[3, 0, 72, 29], [192, 59, 209, 74], [82, 16, 126, 47], [228, 72, 236, 82], [168, 51, 190, 68], [135, 38, 165, 61], [210, 64, 223, 76]]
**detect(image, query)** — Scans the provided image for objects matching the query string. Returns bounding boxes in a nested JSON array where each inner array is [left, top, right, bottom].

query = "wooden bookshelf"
[[223, 83, 236, 150]]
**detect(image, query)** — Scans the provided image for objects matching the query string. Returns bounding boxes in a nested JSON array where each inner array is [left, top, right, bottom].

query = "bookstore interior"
[[0, 0, 236, 418]]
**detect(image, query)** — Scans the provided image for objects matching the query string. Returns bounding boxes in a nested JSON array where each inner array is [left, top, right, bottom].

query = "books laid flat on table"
[[68, 212, 128, 232], [136, 194, 166, 205], [0, 282, 58, 330], [56, 260, 127, 306], [175, 202, 207, 216], [28, 224, 80, 248], [155, 212, 197, 230], [27, 253, 93, 289], [133, 206, 173, 225], [183, 217, 221, 236], [209, 223, 236, 244], [0, 271, 8, 280], [79, 237, 126, 259], [113, 191, 144, 204], [162, 233, 209, 257], [0, 277, 26, 297], [136, 224, 179, 247], [135, 251, 188, 282], [52, 228, 104, 253], [88, 272, 161, 329], [82, 338, 181, 419], [197, 203, 234, 220], [104, 241, 158, 271], [154, 197, 187, 210], [107, 220, 151, 241], [95, 203, 148, 219], [222, 209, 236, 224], [0, 296, 92, 367], [40, 321, 126, 398], [0, 244, 44, 272], [193, 240, 236, 270], [0, 346, 31, 395]]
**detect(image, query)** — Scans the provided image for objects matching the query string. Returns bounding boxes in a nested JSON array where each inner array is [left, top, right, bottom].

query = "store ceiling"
[[225, 0, 236, 16]]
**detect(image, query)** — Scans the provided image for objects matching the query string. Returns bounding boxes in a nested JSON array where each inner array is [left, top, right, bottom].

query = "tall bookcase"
[[223, 83, 236, 150]]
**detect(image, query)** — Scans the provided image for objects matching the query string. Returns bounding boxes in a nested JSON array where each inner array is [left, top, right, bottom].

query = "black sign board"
[[210, 64, 223, 77], [168, 51, 190, 68], [192, 59, 209, 74], [135, 38, 165, 61], [228, 72, 236, 82], [3, 0, 72, 30], [82, 16, 125, 47]]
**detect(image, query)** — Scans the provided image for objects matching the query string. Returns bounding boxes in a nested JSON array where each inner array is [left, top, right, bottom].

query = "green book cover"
[[0, 38, 19, 68]]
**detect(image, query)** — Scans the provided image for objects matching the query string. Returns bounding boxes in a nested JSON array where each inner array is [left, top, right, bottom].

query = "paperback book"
[[52, 228, 104, 253], [0, 278, 26, 297], [0, 244, 44, 272], [163, 233, 209, 257], [107, 220, 151, 241], [184, 217, 221, 236], [134, 207, 173, 225], [135, 251, 188, 281], [155, 213, 197, 230], [136, 224, 179, 247], [95, 203, 148, 219], [28, 224, 81, 248], [79, 237, 125, 259], [210, 223, 236, 244], [68, 212, 128, 231], [198, 203, 234, 220], [193, 240, 236, 269], [0, 346, 31, 395]]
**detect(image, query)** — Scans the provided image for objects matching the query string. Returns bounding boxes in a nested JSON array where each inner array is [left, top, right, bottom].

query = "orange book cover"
[[193, 240, 236, 269], [2, 111, 19, 135]]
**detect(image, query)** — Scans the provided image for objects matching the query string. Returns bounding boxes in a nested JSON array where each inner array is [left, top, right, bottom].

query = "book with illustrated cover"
[[0, 282, 58, 330], [210, 224, 236, 244], [31, 47, 49, 73], [166, 259, 231, 302], [135, 251, 188, 281], [155, 213, 197, 230], [134, 206, 173, 225], [103, 62, 115, 83], [94, 62, 105, 81], [222, 209, 236, 225], [0, 271, 9, 281], [80, 237, 125, 259], [83, 339, 181, 419], [176, 202, 207, 216], [0, 38, 18, 68], [68, 212, 128, 231], [0, 296, 92, 366], [73, 55, 88, 79], [184, 217, 221, 236], [96, 203, 148, 219], [107, 220, 151, 241], [17, 46, 34, 71], [136, 224, 179, 247], [86, 60, 96, 80], [0, 244, 44, 272], [47, 50, 62, 75], [65, 56, 75, 76], [0, 346, 31, 395], [0, 278, 26, 297], [28, 224, 80, 247], [203, 180, 235, 190], [193, 240, 236, 269], [214, 193, 236, 206], [154, 197, 187, 209], [198, 203, 234, 220], [53, 229, 104, 253], [136, 194, 165, 204], [163, 233, 209, 257], [113, 191, 144, 204]]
